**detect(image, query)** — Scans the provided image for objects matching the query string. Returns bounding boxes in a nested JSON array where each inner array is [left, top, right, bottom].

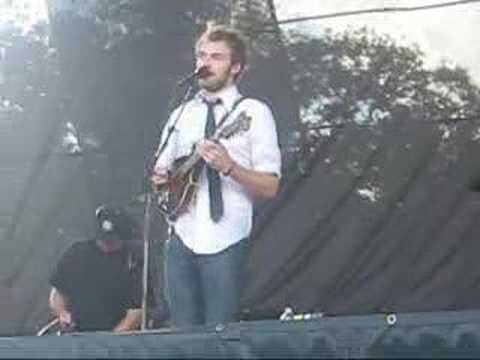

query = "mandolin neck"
[[174, 150, 203, 178], [174, 133, 221, 177], [169, 111, 249, 179]]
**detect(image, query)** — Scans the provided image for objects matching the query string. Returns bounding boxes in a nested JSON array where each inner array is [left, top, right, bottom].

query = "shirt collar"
[[196, 84, 241, 112]]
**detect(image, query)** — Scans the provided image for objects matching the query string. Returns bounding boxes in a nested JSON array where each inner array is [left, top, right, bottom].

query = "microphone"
[[176, 66, 209, 86]]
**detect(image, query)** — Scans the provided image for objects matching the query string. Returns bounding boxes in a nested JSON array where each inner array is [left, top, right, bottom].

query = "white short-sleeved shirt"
[[155, 85, 281, 254]]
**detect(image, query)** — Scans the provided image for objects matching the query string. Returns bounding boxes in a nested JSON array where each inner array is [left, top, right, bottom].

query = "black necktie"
[[203, 98, 223, 222]]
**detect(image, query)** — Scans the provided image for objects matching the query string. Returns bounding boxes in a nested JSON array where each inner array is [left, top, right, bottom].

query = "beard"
[[198, 68, 233, 92]]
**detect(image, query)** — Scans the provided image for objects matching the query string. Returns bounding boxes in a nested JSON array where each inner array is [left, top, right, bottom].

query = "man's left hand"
[[197, 140, 234, 175]]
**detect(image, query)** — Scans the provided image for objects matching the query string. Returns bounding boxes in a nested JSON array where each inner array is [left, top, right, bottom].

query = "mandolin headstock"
[[217, 111, 251, 140]]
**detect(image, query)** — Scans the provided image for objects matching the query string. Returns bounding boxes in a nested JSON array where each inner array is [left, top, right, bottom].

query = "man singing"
[[152, 24, 282, 327]]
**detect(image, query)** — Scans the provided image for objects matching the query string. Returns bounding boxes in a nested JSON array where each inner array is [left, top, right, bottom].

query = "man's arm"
[[112, 308, 142, 332], [197, 140, 280, 199], [228, 160, 279, 198], [152, 107, 183, 183], [49, 287, 74, 329]]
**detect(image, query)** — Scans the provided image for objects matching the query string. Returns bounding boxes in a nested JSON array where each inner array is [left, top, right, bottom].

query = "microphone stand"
[[140, 79, 197, 330]]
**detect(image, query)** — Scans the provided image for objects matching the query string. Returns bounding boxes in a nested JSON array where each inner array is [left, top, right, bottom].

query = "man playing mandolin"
[[151, 24, 281, 327]]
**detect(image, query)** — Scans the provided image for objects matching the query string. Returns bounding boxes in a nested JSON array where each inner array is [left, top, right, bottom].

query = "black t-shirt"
[[50, 240, 141, 332]]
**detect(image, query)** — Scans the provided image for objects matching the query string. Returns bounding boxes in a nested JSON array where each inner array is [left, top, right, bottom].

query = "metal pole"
[[140, 191, 153, 330], [139, 80, 195, 330]]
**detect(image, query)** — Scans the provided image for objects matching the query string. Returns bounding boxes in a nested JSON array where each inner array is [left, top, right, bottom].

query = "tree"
[[286, 26, 480, 135]]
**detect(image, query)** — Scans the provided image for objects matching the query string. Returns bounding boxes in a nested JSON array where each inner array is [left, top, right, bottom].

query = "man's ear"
[[231, 62, 242, 78]]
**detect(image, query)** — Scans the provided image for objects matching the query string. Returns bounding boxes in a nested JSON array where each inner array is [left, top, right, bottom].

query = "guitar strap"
[[215, 96, 249, 132]]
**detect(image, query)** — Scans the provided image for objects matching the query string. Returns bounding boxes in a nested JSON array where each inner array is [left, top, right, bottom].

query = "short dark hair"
[[196, 24, 248, 78]]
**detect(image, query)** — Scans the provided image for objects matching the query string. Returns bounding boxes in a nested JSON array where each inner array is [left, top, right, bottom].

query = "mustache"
[[198, 69, 214, 78]]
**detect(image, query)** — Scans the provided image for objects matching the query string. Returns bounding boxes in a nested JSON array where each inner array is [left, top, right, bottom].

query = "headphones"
[[95, 204, 135, 241]]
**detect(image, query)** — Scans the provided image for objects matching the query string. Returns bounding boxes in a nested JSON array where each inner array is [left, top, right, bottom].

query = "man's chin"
[[199, 79, 224, 93]]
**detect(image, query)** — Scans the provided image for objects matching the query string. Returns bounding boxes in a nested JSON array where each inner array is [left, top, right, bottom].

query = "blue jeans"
[[163, 233, 250, 327]]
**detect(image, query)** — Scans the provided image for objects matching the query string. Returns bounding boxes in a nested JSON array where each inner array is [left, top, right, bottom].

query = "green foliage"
[[285, 27, 480, 130], [0, 17, 58, 119]]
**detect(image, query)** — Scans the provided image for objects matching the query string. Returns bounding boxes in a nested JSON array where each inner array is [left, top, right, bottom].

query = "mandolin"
[[155, 110, 251, 221]]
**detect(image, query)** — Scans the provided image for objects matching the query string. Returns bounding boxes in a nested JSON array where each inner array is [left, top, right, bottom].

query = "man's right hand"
[[151, 168, 169, 189], [49, 287, 75, 331], [58, 310, 75, 330], [151, 173, 168, 186]]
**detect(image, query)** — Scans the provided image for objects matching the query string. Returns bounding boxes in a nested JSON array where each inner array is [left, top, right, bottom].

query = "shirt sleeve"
[[49, 243, 82, 295], [248, 100, 282, 178], [153, 107, 181, 174]]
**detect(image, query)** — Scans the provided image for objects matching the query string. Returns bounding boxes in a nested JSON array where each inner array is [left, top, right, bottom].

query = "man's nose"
[[197, 57, 210, 68]]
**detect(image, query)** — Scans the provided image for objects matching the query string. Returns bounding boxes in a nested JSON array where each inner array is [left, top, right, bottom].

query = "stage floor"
[[2, 310, 480, 358]]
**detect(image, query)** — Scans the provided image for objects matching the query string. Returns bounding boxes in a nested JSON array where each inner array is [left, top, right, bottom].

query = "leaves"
[[285, 26, 480, 137]]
